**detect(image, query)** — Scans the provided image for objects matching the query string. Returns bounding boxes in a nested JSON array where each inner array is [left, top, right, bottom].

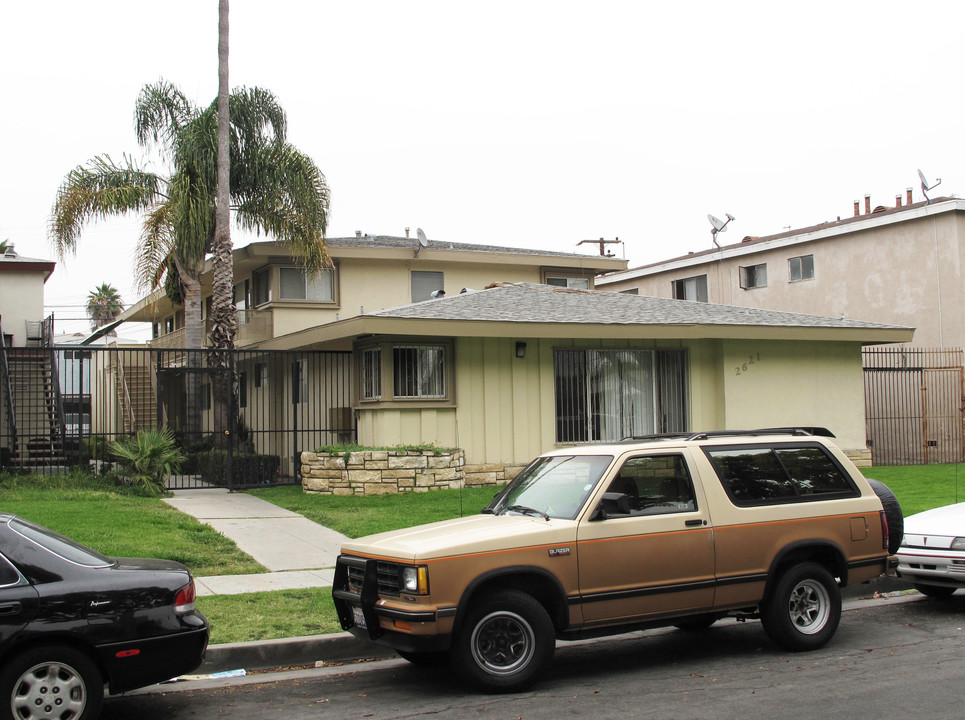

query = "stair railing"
[[0, 317, 18, 463], [109, 342, 137, 432], [43, 314, 68, 457]]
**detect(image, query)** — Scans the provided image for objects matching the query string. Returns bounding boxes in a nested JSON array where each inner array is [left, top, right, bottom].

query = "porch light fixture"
[[515, 342, 527, 359]]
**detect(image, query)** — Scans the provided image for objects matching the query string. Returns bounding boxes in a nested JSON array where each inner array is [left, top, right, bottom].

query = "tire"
[[914, 583, 957, 599], [451, 590, 555, 693], [397, 650, 449, 666], [673, 614, 719, 632], [866, 478, 904, 554], [761, 562, 841, 651], [0, 644, 103, 720]]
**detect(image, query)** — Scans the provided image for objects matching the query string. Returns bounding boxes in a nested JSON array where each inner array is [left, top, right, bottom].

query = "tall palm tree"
[[212, 0, 234, 351], [86, 283, 125, 334], [49, 80, 331, 351]]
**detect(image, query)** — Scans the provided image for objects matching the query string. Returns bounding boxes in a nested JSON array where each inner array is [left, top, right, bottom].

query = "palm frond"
[[49, 154, 164, 258], [135, 79, 197, 151], [136, 204, 176, 291]]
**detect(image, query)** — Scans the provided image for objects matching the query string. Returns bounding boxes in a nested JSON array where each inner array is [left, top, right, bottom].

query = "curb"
[[198, 631, 394, 674]]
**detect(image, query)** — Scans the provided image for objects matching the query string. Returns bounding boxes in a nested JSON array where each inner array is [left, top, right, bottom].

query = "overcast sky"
[[2, 1, 963, 337]]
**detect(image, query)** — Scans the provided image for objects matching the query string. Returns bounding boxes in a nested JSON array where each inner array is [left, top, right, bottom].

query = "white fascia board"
[[597, 199, 965, 285]]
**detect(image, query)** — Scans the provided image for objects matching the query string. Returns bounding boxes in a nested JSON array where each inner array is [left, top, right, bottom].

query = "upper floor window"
[[233, 280, 249, 310], [280, 267, 335, 302], [788, 254, 814, 282], [546, 276, 591, 289], [252, 267, 271, 306], [739, 263, 767, 289], [672, 275, 708, 302], [412, 271, 444, 302]]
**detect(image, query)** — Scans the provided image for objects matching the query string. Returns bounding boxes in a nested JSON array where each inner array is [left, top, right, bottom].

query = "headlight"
[[401, 565, 429, 594], [951, 538, 965, 551]]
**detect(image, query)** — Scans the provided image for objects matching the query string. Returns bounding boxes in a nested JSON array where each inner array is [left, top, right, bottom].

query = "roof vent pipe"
[[3, 243, 15, 258], [355, 230, 362, 238]]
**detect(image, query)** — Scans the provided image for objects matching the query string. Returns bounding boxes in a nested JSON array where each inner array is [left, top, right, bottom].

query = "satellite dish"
[[918, 168, 942, 204], [707, 212, 735, 248], [414, 227, 429, 257], [707, 214, 727, 231]]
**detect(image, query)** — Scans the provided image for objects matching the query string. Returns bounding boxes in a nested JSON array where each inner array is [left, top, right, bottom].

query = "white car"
[[896, 501, 965, 597]]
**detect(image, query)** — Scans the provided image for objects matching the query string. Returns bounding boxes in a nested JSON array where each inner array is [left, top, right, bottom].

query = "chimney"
[[355, 230, 362, 238], [853, 200, 860, 217], [907, 187, 913, 205], [405, 227, 410, 238], [864, 195, 871, 214], [896, 194, 902, 208]]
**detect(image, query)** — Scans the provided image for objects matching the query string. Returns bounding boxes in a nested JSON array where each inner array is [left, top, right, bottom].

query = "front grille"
[[343, 558, 402, 596]]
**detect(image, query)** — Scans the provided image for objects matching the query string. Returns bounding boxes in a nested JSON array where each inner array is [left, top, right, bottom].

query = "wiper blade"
[[507, 504, 550, 521], [480, 507, 495, 515]]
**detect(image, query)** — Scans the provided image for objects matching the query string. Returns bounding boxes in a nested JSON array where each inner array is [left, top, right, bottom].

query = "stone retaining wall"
[[300, 449, 525, 495]]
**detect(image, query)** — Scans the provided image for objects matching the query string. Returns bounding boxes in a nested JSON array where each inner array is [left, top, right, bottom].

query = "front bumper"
[[896, 550, 965, 587], [332, 554, 451, 653]]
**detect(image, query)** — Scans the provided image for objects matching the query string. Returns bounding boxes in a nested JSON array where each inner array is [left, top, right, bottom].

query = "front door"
[[577, 451, 715, 624]]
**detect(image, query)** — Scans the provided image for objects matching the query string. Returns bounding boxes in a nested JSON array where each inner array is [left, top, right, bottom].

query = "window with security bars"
[[554, 348, 688, 443], [361, 347, 382, 400], [393, 345, 446, 398]]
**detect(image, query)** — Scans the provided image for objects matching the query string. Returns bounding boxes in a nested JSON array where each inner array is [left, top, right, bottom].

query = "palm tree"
[[0, 239, 9, 254], [49, 80, 331, 351], [212, 0, 234, 351], [86, 283, 125, 334]]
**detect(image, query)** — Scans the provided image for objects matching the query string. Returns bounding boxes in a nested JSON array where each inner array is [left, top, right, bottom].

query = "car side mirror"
[[591, 492, 632, 521]]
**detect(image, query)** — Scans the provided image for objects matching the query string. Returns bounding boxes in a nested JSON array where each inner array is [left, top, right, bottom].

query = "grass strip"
[[861, 464, 965, 516], [197, 589, 341, 644]]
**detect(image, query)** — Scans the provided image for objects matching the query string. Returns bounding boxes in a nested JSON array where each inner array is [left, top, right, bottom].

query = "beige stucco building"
[[0, 245, 55, 348]]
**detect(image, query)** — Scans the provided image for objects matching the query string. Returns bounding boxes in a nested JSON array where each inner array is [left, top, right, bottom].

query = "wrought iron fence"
[[863, 346, 964, 465], [0, 345, 354, 488]]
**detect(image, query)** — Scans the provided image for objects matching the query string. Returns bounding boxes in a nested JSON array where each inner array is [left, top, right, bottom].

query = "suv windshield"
[[488, 455, 613, 520]]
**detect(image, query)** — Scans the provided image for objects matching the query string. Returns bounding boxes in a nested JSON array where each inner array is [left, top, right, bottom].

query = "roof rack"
[[622, 427, 835, 442]]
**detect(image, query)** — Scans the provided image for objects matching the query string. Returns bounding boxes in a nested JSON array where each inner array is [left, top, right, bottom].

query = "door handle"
[[684, 519, 705, 527], [0, 602, 22, 616]]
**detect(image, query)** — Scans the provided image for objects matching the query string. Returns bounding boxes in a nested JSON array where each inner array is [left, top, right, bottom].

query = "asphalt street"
[[103, 593, 965, 720]]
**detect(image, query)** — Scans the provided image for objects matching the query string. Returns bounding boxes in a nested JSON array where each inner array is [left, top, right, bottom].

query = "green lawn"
[[861, 464, 965, 516], [245, 484, 500, 538], [197, 589, 342, 643], [0, 473, 264, 577]]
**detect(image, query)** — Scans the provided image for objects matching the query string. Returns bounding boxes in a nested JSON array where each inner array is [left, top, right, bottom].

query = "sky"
[[2, 1, 964, 338]]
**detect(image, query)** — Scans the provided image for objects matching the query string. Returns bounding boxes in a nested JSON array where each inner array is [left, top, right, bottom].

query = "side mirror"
[[591, 492, 632, 521]]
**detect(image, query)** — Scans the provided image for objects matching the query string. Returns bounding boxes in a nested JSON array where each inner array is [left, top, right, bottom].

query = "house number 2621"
[[735, 353, 761, 375]]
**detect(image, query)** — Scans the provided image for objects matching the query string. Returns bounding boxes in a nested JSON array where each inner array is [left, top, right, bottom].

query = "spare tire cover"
[[866, 478, 904, 554]]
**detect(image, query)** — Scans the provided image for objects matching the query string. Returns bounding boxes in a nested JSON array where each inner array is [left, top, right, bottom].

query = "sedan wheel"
[[1, 646, 102, 720]]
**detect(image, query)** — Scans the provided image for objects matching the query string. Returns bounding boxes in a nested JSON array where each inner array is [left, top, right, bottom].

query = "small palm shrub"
[[109, 428, 186, 496]]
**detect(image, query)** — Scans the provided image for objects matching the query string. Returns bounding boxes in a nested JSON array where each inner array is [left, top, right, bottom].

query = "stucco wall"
[[0, 270, 47, 346]]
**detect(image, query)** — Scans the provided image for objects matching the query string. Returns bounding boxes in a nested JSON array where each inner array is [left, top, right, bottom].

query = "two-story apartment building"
[[597, 194, 964, 465]]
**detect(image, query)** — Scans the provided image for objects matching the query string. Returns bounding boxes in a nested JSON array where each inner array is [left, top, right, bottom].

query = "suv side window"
[[605, 454, 697, 515], [704, 443, 858, 507]]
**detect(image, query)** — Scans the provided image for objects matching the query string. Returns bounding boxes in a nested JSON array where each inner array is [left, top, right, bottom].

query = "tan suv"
[[332, 429, 901, 692]]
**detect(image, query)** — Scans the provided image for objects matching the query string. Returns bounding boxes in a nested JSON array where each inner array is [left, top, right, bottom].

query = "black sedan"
[[0, 513, 208, 719]]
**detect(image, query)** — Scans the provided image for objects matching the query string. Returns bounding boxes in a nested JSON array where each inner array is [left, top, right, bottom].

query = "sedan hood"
[[904, 502, 965, 537], [340, 514, 577, 561]]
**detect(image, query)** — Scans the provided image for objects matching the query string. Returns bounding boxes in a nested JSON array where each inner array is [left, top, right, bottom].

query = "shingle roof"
[[325, 235, 605, 259], [369, 282, 909, 330]]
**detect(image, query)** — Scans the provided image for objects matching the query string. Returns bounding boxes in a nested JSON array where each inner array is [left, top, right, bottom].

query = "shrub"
[[109, 428, 186, 496], [196, 450, 281, 486]]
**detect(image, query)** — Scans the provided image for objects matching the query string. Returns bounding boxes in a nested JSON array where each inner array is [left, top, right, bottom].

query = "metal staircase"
[[0, 316, 67, 469]]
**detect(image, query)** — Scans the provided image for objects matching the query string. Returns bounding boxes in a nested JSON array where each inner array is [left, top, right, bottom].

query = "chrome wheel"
[[470, 609, 536, 676], [787, 577, 831, 635], [11, 660, 88, 720]]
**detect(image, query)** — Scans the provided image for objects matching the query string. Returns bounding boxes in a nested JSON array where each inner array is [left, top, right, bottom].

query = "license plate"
[[352, 606, 367, 629]]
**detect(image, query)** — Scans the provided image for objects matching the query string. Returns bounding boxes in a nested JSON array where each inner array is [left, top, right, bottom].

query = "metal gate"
[[1, 345, 354, 488], [863, 346, 964, 465]]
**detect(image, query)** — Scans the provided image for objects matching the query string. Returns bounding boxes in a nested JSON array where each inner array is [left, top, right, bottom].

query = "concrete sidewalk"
[[163, 488, 349, 596]]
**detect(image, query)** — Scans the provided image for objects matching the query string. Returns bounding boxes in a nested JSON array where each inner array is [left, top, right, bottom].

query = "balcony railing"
[[149, 310, 273, 349]]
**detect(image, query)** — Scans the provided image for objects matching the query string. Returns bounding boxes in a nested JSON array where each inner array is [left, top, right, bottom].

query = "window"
[[164, 316, 175, 334], [252, 267, 271, 305], [554, 348, 688, 443], [238, 372, 248, 409], [672, 275, 708, 302], [739, 263, 767, 289], [546, 276, 591, 289], [788, 254, 814, 282], [394, 345, 446, 398], [234, 280, 249, 311], [619, 288, 639, 295], [411, 271, 444, 302], [279, 266, 335, 302], [0, 554, 22, 587], [704, 444, 858, 507], [604, 454, 697, 515], [254, 362, 267, 389], [361, 347, 382, 400]]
